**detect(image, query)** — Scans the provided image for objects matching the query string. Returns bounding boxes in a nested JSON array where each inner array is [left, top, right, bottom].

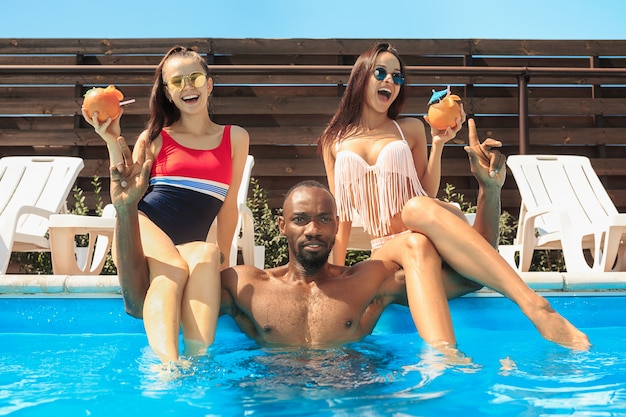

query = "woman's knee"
[[398, 233, 443, 283], [402, 196, 439, 229], [181, 243, 221, 292], [179, 242, 221, 270], [148, 256, 189, 287], [403, 232, 437, 255]]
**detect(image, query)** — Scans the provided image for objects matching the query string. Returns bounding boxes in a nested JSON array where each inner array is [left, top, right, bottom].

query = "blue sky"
[[2, 0, 626, 40]]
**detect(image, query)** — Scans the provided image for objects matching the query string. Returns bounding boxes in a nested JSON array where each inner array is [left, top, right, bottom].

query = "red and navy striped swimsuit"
[[137, 126, 233, 245]]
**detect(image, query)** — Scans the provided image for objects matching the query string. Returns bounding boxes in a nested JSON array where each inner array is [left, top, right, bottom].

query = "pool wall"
[[1, 272, 625, 336], [2, 292, 625, 337]]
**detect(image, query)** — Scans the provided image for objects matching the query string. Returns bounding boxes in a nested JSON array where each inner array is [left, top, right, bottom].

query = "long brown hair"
[[316, 42, 408, 154], [146, 46, 211, 142]]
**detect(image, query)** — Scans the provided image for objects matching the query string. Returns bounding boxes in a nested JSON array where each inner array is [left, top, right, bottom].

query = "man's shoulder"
[[222, 265, 271, 285], [228, 264, 295, 281], [329, 260, 405, 298], [341, 259, 401, 279]]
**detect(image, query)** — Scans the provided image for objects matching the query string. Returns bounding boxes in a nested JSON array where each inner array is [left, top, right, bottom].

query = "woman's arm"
[[403, 116, 463, 198], [402, 118, 440, 197], [215, 125, 250, 269], [82, 107, 125, 166], [332, 220, 352, 266], [321, 145, 351, 265]]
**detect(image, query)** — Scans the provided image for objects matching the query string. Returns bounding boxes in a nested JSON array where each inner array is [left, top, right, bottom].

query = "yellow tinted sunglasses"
[[164, 71, 207, 91]]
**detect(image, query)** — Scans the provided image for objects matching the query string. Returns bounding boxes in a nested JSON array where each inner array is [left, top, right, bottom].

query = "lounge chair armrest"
[[48, 214, 116, 230], [517, 205, 554, 243], [12, 205, 56, 220], [522, 206, 553, 220]]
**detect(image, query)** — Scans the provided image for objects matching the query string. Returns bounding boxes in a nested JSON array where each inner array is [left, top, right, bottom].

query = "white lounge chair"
[[0, 156, 84, 273], [209, 155, 265, 268], [504, 154, 626, 273]]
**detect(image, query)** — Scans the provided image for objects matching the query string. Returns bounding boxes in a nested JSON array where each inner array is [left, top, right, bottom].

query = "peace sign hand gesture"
[[109, 136, 152, 209], [464, 118, 506, 189]]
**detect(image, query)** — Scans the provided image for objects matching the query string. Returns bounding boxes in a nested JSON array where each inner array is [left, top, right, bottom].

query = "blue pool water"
[[1, 293, 625, 416]]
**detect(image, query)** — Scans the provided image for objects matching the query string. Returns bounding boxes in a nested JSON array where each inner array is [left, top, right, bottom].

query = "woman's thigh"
[[371, 230, 480, 298], [138, 214, 188, 279]]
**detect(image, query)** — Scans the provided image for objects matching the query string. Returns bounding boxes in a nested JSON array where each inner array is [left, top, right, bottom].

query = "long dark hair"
[[146, 46, 211, 142], [316, 42, 408, 154]]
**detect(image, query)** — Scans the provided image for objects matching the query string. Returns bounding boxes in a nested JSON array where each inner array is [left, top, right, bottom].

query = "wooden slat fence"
[[1, 38, 626, 215]]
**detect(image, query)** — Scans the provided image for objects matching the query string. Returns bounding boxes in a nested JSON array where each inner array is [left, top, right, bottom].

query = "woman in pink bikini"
[[318, 42, 590, 350], [84, 46, 250, 364]]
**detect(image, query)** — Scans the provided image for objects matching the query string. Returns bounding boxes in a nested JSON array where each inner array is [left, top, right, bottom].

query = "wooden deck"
[[2, 38, 626, 214]]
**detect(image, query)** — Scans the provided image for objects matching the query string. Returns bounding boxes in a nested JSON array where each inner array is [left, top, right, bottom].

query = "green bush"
[[247, 178, 288, 268], [10, 251, 52, 275], [344, 250, 371, 266]]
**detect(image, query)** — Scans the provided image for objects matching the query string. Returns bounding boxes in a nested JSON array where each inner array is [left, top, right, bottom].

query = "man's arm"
[[220, 266, 262, 341], [219, 267, 238, 317], [110, 136, 152, 318], [464, 118, 506, 248], [113, 203, 150, 318]]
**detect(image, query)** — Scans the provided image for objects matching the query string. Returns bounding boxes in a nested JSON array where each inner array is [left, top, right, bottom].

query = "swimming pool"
[[1, 292, 625, 416]]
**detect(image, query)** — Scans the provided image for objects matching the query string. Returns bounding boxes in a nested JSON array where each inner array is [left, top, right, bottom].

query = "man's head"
[[279, 181, 338, 273]]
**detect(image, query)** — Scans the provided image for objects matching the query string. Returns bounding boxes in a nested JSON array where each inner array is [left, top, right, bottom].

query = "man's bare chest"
[[247, 283, 372, 346]]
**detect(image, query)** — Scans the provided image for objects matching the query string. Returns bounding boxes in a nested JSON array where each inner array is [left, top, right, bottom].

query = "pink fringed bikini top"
[[333, 120, 427, 238]]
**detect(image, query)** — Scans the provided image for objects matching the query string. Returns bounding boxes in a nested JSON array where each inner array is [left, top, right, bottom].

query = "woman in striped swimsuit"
[[318, 42, 590, 350], [84, 46, 250, 364]]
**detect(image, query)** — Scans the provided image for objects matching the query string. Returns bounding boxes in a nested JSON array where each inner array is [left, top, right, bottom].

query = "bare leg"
[[402, 196, 590, 350], [373, 232, 456, 347], [178, 242, 222, 356], [139, 217, 189, 363], [425, 201, 484, 298], [142, 260, 188, 363]]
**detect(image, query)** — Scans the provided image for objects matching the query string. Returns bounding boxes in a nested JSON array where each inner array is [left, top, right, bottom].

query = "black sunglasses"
[[373, 67, 405, 85]]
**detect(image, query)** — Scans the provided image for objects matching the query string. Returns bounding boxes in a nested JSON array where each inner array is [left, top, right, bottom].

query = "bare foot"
[[528, 303, 591, 350]]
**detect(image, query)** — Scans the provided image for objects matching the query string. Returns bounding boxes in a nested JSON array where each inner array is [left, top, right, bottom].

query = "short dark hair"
[[283, 180, 333, 209]]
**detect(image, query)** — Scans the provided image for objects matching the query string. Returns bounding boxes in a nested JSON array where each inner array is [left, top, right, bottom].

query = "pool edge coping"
[[0, 274, 121, 295], [2, 272, 626, 296]]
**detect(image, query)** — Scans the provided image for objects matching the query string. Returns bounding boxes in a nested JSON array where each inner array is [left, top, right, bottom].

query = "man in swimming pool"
[[109, 136, 590, 352]]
